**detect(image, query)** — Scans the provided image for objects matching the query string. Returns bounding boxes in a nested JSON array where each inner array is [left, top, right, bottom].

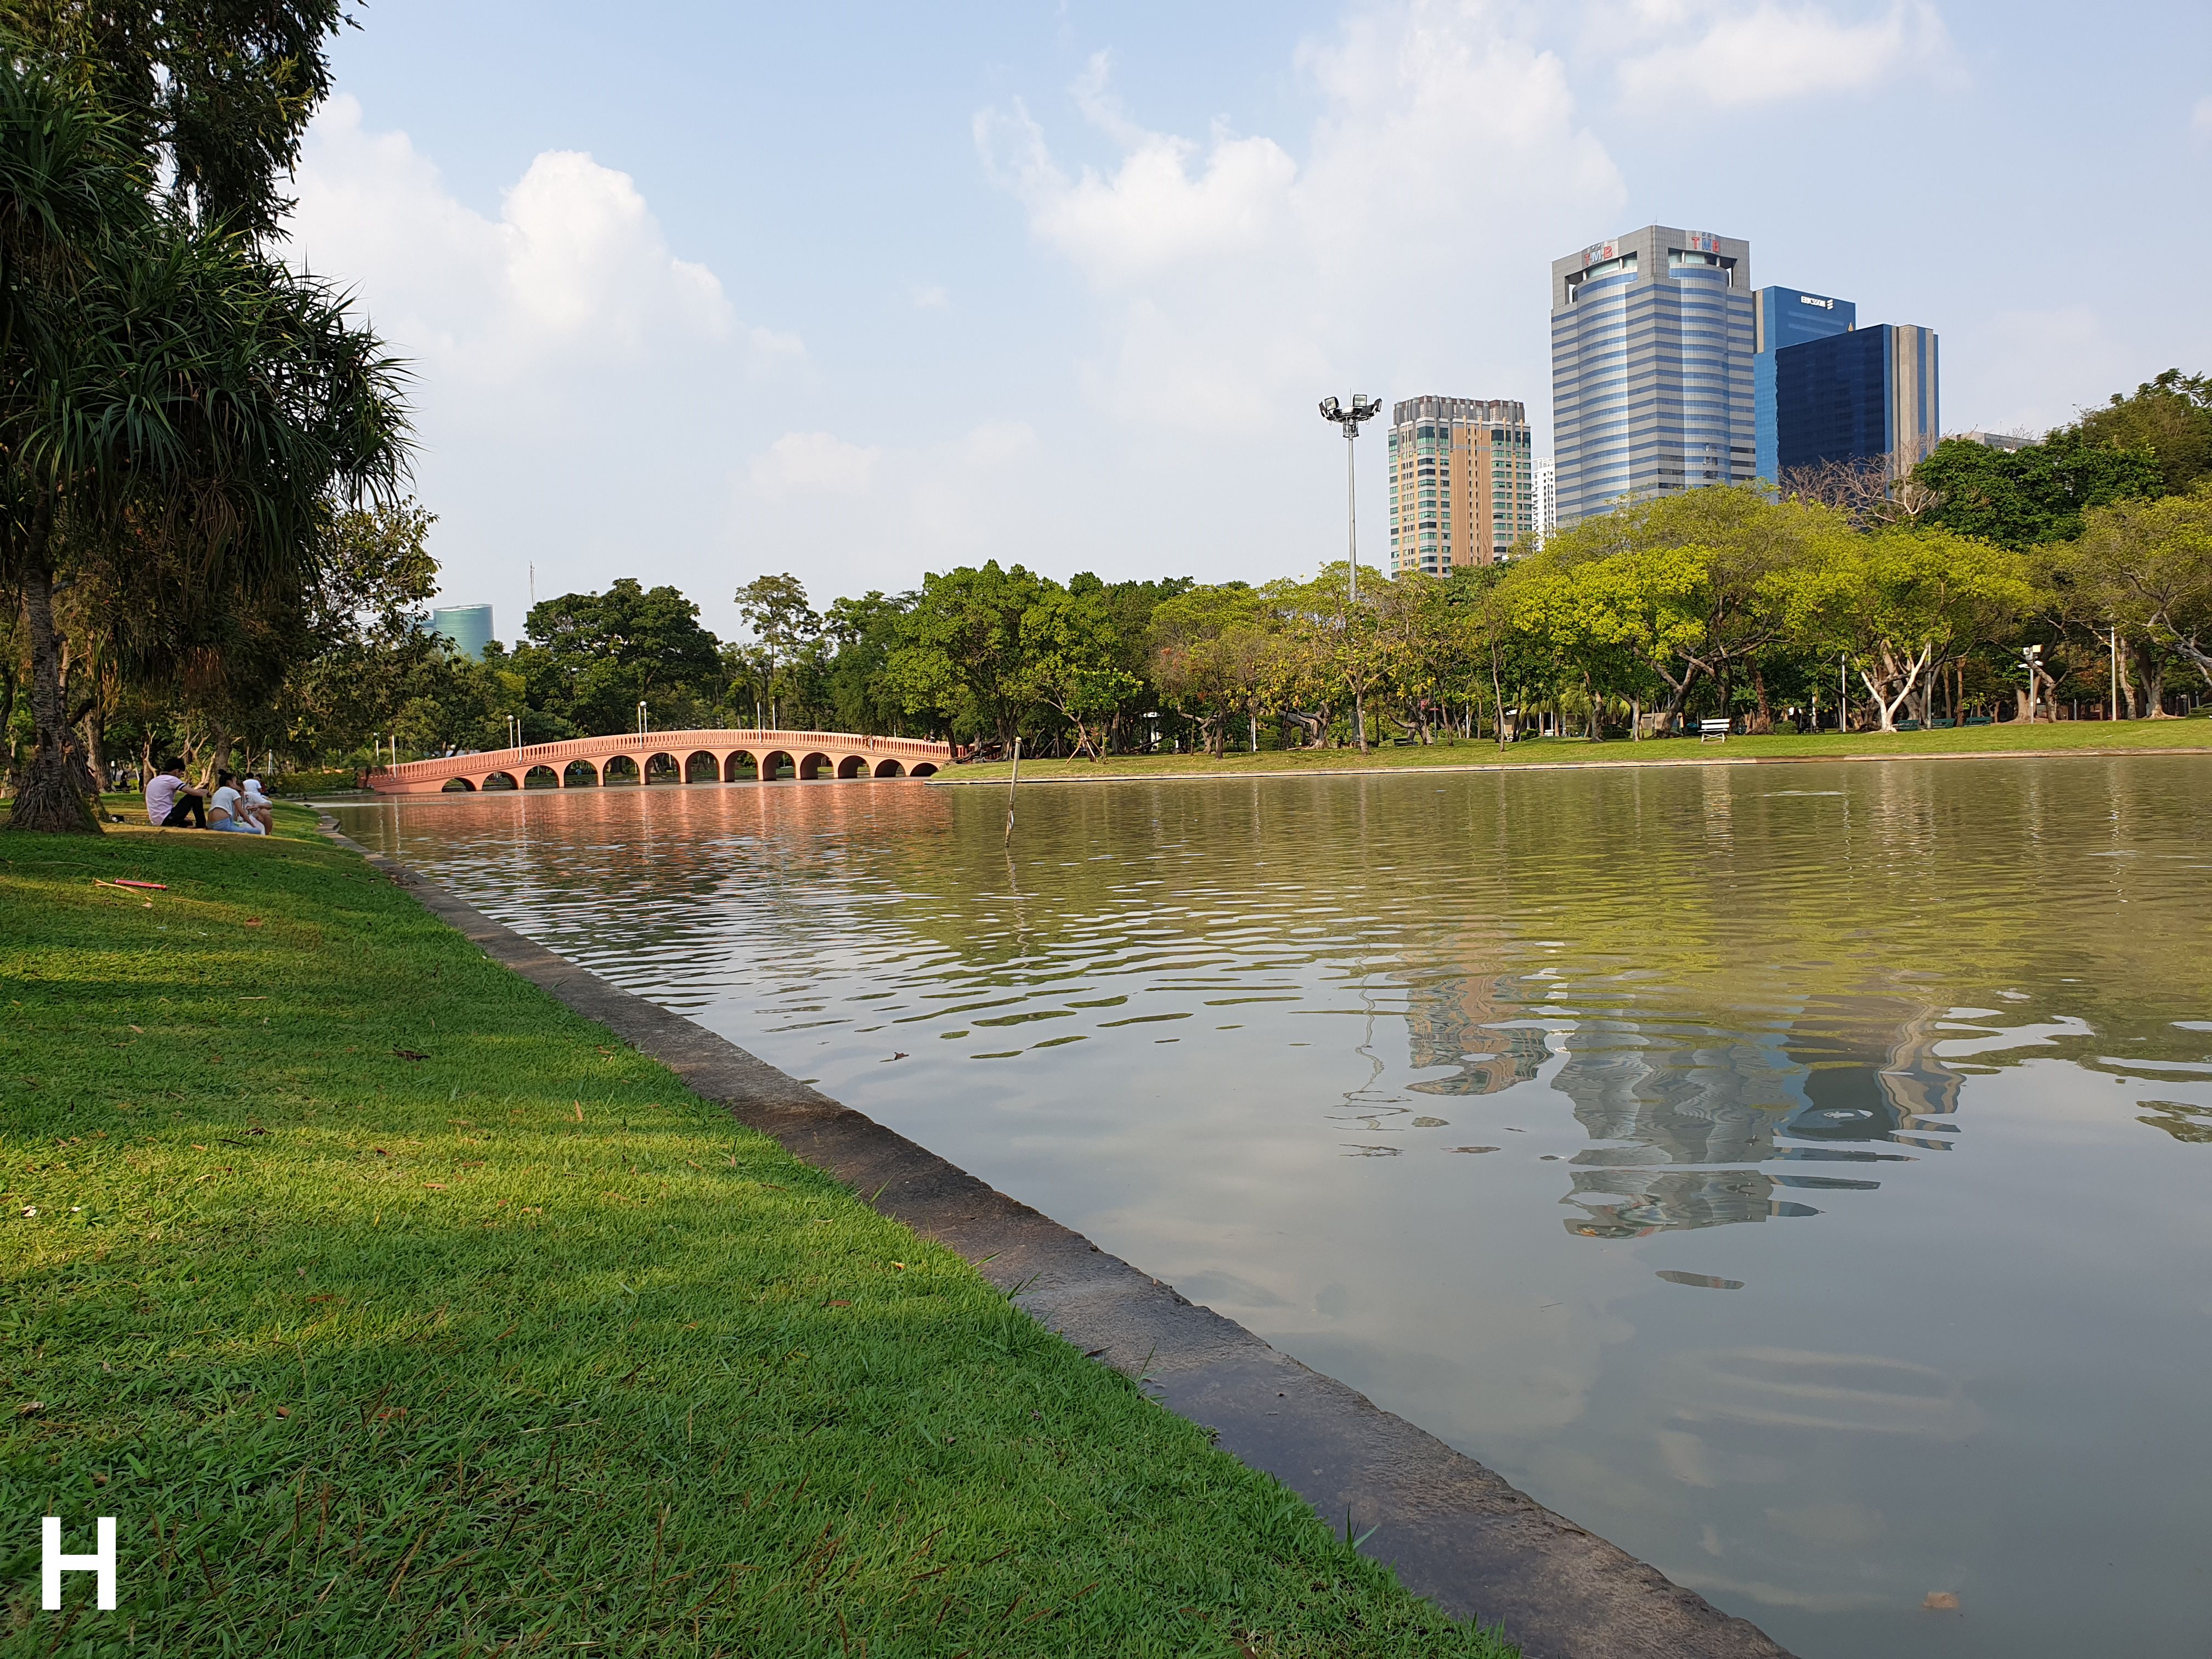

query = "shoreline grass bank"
[[934, 715, 2212, 785], [1, 814, 1511, 1656]]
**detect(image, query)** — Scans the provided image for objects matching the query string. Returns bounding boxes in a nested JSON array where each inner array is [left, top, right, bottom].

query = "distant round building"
[[428, 605, 494, 661]]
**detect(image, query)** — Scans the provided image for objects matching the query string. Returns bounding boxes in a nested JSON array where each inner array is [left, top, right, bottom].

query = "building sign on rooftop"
[[1582, 241, 1618, 266]]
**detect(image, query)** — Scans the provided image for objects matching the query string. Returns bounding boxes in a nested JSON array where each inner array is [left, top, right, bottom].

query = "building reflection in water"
[[1403, 967, 1972, 1239], [1550, 996, 1965, 1237]]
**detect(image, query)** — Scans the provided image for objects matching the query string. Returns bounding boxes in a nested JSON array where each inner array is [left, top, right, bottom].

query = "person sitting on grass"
[[241, 775, 275, 834], [144, 758, 206, 829], [208, 770, 264, 834]]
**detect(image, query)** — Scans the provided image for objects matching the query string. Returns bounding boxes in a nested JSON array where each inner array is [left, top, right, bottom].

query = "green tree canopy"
[[882, 561, 1053, 749], [1913, 431, 2162, 550], [523, 578, 721, 735], [1, 42, 409, 830], [2059, 483, 2212, 693], [2072, 370, 2212, 499]]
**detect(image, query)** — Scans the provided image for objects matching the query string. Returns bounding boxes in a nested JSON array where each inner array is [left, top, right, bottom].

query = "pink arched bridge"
[[364, 729, 951, 795]]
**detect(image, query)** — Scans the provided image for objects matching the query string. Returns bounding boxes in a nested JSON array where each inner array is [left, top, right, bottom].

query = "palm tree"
[[2, 44, 410, 831]]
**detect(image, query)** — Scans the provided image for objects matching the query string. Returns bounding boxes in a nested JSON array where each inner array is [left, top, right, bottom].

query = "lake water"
[[335, 755, 2212, 1658]]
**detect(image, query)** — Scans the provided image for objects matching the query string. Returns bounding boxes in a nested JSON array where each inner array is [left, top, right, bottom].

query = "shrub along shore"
[[0, 813, 1511, 1656], [935, 713, 2212, 783]]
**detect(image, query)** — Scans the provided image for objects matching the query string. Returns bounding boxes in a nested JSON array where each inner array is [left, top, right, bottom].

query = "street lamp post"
[[1319, 393, 1383, 752], [2109, 625, 2120, 720], [637, 701, 649, 738]]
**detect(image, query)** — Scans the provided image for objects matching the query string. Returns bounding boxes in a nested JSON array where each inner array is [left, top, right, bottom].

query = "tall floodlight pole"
[[1319, 393, 1384, 752], [2109, 625, 2120, 720]]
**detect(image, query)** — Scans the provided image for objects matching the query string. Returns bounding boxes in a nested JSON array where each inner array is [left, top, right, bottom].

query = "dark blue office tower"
[[1753, 286, 1854, 482], [1774, 324, 1941, 478]]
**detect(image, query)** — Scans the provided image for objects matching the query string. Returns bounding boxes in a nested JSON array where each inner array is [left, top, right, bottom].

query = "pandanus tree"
[[2, 41, 409, 831]]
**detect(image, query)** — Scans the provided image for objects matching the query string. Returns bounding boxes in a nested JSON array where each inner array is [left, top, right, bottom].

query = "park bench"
[[1896, 719, 1921, 731], [1963, 715, 1994, 725], [1699, 718, 1731, 742], [1931, 718, 1955, 729]]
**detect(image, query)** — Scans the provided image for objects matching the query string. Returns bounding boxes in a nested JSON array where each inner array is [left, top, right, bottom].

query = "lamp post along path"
[[1319, 393, 1383, 752]]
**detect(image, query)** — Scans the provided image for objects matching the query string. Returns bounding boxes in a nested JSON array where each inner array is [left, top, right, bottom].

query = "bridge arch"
[[441, 776, 476, 792], [365, 728, 951, 794], [684, 749, 720, 783]]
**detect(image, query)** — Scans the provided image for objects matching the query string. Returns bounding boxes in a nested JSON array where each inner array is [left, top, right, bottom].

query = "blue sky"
[[292, 0, 2212, 641]]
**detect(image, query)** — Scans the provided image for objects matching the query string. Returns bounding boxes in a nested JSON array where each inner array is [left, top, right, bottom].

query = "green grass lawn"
[[0, 812, 1510, 1657], [938, 714, 2212, 783]]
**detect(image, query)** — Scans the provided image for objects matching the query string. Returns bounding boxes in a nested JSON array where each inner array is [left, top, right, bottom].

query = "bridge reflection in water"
[[364, 728, 951, 795]]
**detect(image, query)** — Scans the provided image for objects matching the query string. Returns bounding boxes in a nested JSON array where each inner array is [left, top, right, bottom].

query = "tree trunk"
[[9, 557, 100, 833], [1747, 664, 1774, 735], [2131, 641, 2167, 716], [82, 707, 109, 810]]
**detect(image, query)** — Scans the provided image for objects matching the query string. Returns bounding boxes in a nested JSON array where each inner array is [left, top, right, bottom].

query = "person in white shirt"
[[208, 770, 263, 833], [145, 759, 206, 828], [241, 776, 275, 834]]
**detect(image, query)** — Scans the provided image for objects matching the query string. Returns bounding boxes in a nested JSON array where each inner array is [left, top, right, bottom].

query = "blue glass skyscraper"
[[1549, 226, 1756, 529], [1773, 324, 1940, 478], [1753, 286, 1855, 482]]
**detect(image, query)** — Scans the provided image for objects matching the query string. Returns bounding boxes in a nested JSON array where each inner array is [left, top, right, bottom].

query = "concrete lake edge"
[[317, 815, 1792, 1659]]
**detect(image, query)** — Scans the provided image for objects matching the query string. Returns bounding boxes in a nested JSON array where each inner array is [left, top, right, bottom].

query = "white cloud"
[[911, 284, 951, 309], [291, 96, 802, 387], [2192, 95, 2212, 146], [286, 96, 808, 625], [1609, 1, 1952, 109], [978, 1, 1625, 432], [747, 431, 883, 499], [956, 419, 1040, 468]]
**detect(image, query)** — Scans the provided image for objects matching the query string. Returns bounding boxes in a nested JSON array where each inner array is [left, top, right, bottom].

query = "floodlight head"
[[1319, 396, 1342, 420]]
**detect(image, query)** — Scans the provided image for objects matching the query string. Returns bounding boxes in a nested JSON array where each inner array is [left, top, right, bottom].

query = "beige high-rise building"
[[1386, 396, 1534, 577]]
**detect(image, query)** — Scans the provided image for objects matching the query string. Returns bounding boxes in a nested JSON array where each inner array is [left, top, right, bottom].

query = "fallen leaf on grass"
[[393, 1047, 428, 1062], [244, 919, 262, 928], [826, 1300, 852, 1308], [274, 1407, 289, 1418], [16, 1401, 43, 1417], [422, 1182, 446, 1190]]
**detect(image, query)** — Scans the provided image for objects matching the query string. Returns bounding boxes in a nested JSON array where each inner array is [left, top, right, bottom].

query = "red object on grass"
[[113, 879, 168, 890]]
